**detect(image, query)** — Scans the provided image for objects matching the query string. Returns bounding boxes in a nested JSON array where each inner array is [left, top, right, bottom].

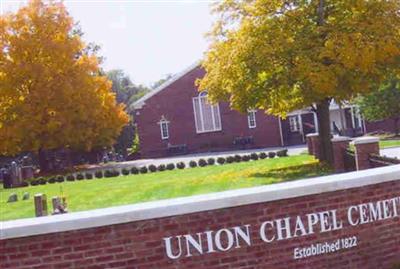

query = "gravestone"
[[7, 193, 18, 203], [20, 166, 34, 180], [22, 192, 30, 200], [10, 161, 22, 187], [2, 169, 12, 189], [51, 196, 68, 215], [34, 194, 48, 217]]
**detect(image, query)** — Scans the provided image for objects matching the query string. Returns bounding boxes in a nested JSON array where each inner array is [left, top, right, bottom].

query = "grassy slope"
[[0, 155, 330, 221], [380, 139, 400, 149]]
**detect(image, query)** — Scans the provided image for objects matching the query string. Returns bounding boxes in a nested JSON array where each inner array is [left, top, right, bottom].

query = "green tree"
[[151, 74, 174, 89], [356, 78, 400, 135], [106, 70, 150, 156], [106, 69, 149, 107], [198, 0, 400, 165]]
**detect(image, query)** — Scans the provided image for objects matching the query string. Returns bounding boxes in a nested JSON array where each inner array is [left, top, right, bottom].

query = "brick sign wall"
[[1, 166, 400, 269]]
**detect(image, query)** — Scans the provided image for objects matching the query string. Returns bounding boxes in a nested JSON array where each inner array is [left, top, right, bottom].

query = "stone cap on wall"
[[350, 136, 380, 145], [1, 165, 399, 240], [306, 133, 319, 137], [331, 136, 352, 142]]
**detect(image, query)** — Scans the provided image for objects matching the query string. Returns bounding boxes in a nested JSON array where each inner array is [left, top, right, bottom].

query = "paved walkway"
[[380, 147, 400, 159]]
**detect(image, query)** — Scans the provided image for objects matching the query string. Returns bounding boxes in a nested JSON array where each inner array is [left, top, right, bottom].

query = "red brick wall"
[[1, 180, 399, 269], [134, 66, 282, 158], [365, 118, 398, 134]]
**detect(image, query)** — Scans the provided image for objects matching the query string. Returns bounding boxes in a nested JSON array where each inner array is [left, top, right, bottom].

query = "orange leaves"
[[0, 0, 129, 156]]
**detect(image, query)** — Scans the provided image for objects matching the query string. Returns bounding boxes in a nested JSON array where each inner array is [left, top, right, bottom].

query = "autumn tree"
[[198, 0, 400, 164], [356, 78, 400, 135], [0, 0, 129, 170]]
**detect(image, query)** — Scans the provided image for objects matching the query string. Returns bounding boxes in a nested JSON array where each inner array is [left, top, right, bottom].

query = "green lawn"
[[349, 139, 400, 151], [0, 155, 330, 221], [380, 139, 400, 149]]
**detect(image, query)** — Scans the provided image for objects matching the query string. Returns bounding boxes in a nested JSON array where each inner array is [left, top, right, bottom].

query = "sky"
[[0, 0, 216, 86]]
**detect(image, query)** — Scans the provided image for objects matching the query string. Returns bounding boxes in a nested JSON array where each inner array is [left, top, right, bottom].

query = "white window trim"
[[192, 94, 222, 134], [247, 110, 257, 129], [289, 116, 299, 132], [158, 119, 170, 140]]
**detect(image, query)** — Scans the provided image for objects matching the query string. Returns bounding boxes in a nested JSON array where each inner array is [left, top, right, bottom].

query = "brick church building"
[[132, 63, 395, 158]]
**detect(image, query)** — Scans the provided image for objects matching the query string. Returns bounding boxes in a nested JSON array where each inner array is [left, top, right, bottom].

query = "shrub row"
[[27, 149, 288, 186]]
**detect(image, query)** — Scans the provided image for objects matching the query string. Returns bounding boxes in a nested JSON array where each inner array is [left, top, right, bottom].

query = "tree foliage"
[[198, 0, 400, 163], [151, 74, 174, 90], [0, 0, 129, 156], [106, 69, 150, 108], [356, 78, 400, 135]]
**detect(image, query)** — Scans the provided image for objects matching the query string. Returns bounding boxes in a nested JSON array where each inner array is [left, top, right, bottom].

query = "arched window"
[[192, 92, 222, 133], [158, 116, 169, 140]]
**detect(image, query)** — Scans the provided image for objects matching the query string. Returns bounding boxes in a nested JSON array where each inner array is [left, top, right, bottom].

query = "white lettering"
[[164, 236, 183, 259], [215, 229, 234, 251], [348, 206, 359, 226], [233, 225, 251, 248], [307, 213, 319, 234], [276, 217, 292, 240], [184, 233, 203, 257], [293, 216, 307, 237], [319, 211, 332, 232], [359, 204, 370, 224], [260, 221, 275, 243]]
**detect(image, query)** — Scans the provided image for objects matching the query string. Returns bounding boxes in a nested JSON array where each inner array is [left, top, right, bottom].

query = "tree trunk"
[[316, 98, 334, 165], [38, 148, 49, 173]]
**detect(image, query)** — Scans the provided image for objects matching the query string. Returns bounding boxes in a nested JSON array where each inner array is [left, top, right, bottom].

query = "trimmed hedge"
[[226, 156, 235, 163], [177, 162, 185, 169], [277, 149, 288, 157], [130, 167, 139, 175], [41, 149, 289, 184], [198, 159, 207, 167], [207, 158, 215, 165], [259, 152, 267, 159], [234, 155, 242, 162], [158, 164, 166, 172], [139, 166, 148, 174], [217, 157, 226, 165], [250, 153, 259, 160], [148, 164, 157, 172], [242, 155, 251, 162], [95, 171, 103, 179], [104, 170, 114, 178], [166, 163, 175, 170]]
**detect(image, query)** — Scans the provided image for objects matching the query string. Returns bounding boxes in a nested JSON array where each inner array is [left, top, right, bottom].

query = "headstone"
[[2, 169, 12, 189], [7, 193, 18, 203], [10, 161, 22, 187], [20, 166, 34, 180], [51, 196, 68, 215], [22, 156, 32, 166], [22, 192, 30, 200], [34, 194, 48, 217]]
